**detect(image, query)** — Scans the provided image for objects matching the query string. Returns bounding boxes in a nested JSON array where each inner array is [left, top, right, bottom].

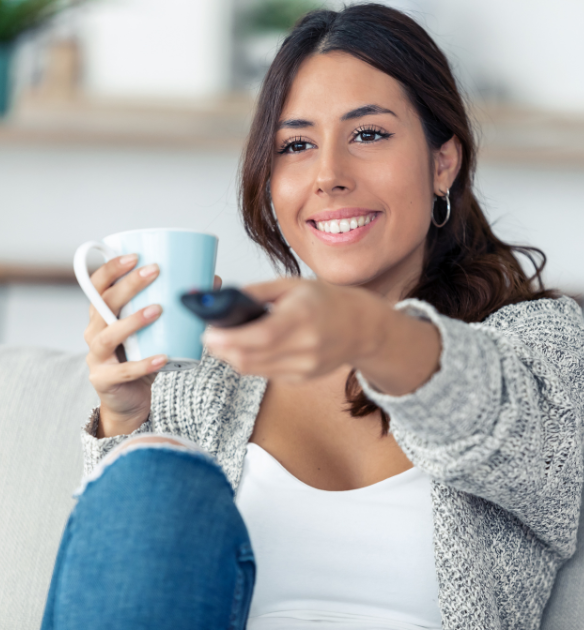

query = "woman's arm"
[[81, 406, 154, 476], [354, 295, 584, 560], [81, 352, 210, 476], [352, 295, 442, 396]]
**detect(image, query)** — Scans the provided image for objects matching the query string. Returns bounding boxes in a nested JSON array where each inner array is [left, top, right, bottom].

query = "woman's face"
[[270, 51, 461, 301]]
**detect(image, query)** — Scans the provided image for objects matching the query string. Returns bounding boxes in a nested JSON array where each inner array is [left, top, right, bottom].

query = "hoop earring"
[[431, 188, 451, 228]]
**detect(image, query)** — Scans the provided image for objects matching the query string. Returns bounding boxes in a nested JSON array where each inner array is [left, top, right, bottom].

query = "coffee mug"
[[74, 228, 218, 371]]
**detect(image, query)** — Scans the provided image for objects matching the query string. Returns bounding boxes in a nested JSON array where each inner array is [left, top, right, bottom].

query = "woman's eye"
[[354, 129, 390, 143], [279, 140, 314, 154], [289, 141, 308, 152]]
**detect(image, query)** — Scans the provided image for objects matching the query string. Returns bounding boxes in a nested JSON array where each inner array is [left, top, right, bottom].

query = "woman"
[[42, 4, 584, 630]]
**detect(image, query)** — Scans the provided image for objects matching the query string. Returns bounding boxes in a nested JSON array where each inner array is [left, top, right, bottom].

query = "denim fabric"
[[40, 447, 256, 630]]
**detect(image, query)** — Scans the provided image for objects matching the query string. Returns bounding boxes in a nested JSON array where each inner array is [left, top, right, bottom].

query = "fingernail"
[[139, 264, 159, 278], [151, 355, 167, 367], [120, 254, 138, 265], [144, 304, 162, 319]]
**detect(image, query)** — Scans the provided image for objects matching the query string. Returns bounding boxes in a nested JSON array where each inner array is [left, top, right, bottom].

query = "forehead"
[[280, 51, 413, 123]]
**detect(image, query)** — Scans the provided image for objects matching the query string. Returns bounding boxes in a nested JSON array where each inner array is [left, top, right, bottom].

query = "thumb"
[[213, 275, 222, 290]]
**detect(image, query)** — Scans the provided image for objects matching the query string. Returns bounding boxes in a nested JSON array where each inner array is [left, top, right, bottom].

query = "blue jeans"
[[40, 446, 256, 629]]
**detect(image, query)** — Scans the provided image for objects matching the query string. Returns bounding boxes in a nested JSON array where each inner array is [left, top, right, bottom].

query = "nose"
[[314, 143, 355, 198]]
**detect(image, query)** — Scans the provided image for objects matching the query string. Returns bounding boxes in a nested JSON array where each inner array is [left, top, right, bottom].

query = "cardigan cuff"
[[81, 405, 154, 476], [355, 298, 503, 444]]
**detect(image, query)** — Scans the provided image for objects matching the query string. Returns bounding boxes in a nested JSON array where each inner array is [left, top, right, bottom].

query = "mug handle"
[[73, 241, 119, 325]]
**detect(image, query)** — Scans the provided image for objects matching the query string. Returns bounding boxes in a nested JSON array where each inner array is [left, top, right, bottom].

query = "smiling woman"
[[270, 53, 436, 282], [41, 4, 584, 630], [239, 6, 557, 436]]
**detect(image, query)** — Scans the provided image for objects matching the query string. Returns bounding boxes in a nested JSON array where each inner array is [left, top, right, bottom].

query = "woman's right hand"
[[84, 254, 221, 437]]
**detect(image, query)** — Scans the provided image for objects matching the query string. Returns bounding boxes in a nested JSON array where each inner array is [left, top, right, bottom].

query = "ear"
[[433, 135, 462, 196]]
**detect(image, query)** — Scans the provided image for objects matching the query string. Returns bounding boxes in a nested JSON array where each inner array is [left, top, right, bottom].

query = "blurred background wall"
[[0, 0, 583, 353]]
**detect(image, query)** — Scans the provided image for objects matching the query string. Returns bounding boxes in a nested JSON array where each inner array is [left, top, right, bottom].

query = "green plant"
[[0, 0, 74, 43], [242, 0, 324, 35]]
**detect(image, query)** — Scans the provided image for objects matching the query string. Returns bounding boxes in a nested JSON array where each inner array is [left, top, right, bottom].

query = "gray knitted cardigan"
[[82, 295, 584, 630]]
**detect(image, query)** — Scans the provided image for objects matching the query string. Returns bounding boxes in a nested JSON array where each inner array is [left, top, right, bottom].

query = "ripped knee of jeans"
[[73, 433, 212, 499]]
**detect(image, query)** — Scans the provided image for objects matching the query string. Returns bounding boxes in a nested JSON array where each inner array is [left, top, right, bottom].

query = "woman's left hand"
[[201, 277, 381, 383]]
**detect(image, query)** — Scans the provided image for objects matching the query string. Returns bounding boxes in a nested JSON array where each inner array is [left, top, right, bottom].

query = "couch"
[[1, 345, 583, 629]]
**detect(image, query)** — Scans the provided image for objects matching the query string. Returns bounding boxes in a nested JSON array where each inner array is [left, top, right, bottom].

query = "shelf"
[[469, 103, 584, 167], [1, 94, 583, 166], [0, 92, 255, 150], [0, 263, 76, 285]]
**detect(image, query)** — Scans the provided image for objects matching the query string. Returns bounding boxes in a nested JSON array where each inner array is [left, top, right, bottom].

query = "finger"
[[85, 302, 110, 346], [212, 346, 322, 381], [86, 302, 102, 332], [84, 317, 104, 348], [85, 260, 162, 345], [213, 275, 222, 290], [205, 323, 321, 373], [89, 304, 163, 363], [103, 263, 160, 317], [203, 308, 299, 350], [89, 355, 168, 391], [90, 254, 139, 294], [86, 263, 160, 342], [241, 277, 303, 303]]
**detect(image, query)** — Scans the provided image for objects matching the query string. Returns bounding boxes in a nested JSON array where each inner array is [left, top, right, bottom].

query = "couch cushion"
[[0, 346, 98, 630]]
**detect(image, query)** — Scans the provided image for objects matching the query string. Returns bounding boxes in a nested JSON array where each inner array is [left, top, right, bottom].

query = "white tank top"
[[235, 443, 442, 630]]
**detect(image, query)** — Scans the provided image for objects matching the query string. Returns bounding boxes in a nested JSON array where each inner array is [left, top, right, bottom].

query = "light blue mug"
[[73, 228, 218, 371]]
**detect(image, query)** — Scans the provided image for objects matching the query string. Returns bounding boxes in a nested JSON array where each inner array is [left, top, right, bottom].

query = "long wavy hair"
[[238, 3, 556, 435]]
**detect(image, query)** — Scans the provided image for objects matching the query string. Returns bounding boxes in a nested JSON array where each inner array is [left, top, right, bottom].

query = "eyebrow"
[[341, 104, 398, 121], [277, 104, 398, 130]]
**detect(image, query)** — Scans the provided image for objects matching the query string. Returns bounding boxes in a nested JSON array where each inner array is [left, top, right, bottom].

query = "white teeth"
[[314, 213, 377, 233]]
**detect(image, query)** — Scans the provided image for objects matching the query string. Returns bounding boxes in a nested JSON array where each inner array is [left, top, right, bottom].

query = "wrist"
[[97, 405, 150, 438], [350, 292, 395, 367], [351, 298, 441, 397]]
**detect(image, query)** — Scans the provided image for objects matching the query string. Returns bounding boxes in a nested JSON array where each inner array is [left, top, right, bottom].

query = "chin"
[[311, 265, 379, 287]]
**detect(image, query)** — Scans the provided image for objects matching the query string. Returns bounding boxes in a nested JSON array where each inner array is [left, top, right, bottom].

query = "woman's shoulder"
[[474, 296, 584, 384], [480, 294, 584, 332], [397, 294, 584, 352]]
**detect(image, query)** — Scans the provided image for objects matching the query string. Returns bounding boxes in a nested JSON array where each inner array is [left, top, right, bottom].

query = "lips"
[[307, 211, 381, 245], [306, 208, 380, 223]]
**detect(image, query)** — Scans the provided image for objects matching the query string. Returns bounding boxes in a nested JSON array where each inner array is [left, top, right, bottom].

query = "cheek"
[[363, 155, 432, 241], [270, 163, 311, 221], [368, 146, 430, 199]]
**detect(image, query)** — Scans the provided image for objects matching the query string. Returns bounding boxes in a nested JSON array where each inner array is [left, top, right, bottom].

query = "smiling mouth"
[[308, 211, 380, 234]]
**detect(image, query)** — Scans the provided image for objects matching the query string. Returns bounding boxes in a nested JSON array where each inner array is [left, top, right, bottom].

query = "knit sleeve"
[[80, 348, 213, 476], [80, 406, 154, 476], [355, 295, 584, 560]]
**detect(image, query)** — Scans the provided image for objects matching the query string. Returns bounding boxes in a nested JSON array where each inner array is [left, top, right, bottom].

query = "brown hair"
[[238, 3, 557, 435]]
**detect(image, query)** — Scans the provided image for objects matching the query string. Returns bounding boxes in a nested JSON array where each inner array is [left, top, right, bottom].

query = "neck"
[[313, 239, 425, 305], [357, 241, 425, 305]]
